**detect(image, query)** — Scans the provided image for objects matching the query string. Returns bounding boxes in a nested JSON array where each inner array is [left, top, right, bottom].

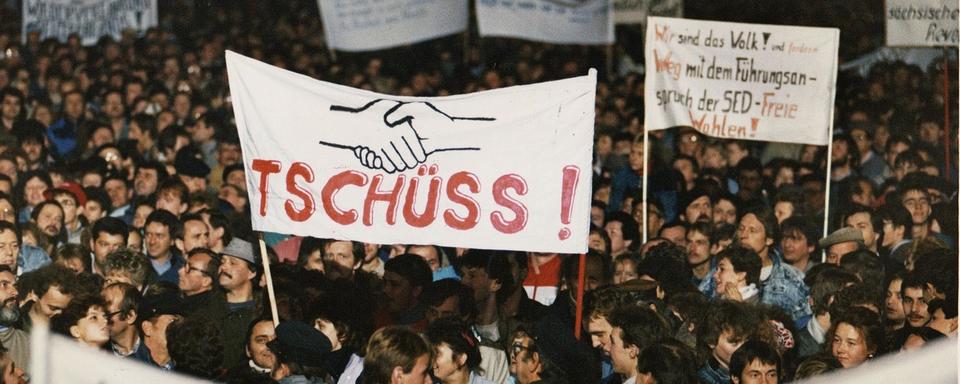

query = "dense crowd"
[[0, 1, 956, 384]]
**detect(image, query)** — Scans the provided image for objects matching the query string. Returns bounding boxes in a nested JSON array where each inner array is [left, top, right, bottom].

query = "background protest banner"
[[226, 51, 595, 254], [21, 0, 157, 46], [643, 17, 839, 145], [614, 0, 683, 25], [318, 0, 468, 52], [476, 0, 614, 45], [885, 0, 958, 46]]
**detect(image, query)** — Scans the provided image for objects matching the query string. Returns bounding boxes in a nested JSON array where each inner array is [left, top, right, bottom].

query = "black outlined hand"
[[322, 99, 495, 173]]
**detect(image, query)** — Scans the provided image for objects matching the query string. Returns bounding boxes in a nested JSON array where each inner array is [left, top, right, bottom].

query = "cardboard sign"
[[226, 51, 595, 253], [614, 0, 683, 25], [318, 0, 468, 52], [644, 17, 839, 145], [885, 0, 959, 46], [476, 0, 614, 45], [21, 0, 158, 46]]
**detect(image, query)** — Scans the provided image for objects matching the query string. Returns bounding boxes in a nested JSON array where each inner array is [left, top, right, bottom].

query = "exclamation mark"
[[750, 118, 759, 138], [558, 165, 579, 240]]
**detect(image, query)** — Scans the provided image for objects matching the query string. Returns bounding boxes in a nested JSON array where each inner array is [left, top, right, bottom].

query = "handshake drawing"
[[320, 99, 495, 174]]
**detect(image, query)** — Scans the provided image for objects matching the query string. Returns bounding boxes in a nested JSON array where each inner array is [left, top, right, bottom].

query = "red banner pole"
[[574, 253, 586, 340]]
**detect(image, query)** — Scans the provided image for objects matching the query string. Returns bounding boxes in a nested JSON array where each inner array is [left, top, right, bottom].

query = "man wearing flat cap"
[[819, 227, 864, 265], [218, 238, 261, 370]]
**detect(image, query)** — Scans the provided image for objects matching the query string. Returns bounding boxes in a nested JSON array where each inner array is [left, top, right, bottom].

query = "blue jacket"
[[760, 250, 812, 322], [18, 245, 51, 274], [697, 358, 729, 384], [699, 250, 811, 322]]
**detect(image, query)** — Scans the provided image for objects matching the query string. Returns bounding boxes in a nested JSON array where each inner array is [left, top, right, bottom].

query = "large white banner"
[[644, 17, 839, 145], [226, 51, 594, 254], [885, 0, 959, 46], [30, 326, 207, 384], [318, 0, 468, 52], [614, 0, 683, 25], [21, 0, 158, 46], [476, 0, 614, 45]]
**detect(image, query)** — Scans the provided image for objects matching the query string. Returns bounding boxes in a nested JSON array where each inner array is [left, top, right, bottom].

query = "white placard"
[[644, 17, 839, 145], [226, 51, 595, 254], [318, 0, 468, 52], [886, 0, 959, 46], [476, 0, 614, 45], [21, 0, 158, 46], [614, 0, 683, 25], [30, 326, 207, 384]]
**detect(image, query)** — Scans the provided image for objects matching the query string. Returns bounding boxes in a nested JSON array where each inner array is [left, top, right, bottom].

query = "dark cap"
[[138, 290, 184, 320], [267, 321, 332, 367], [174, 147, 210, 178]]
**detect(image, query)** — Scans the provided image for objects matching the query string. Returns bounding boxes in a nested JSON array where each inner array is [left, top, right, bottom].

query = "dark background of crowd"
[[0, 0, 956, 383]]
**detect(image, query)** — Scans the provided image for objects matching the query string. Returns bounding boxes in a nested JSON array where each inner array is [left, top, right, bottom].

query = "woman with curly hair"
[[49, 295, 109, 349]]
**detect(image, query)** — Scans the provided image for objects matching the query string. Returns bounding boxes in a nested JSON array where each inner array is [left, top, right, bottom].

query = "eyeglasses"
[[510, 343, 532, 357], [106, 310, 125, 322], [185, 264, 210, 276]]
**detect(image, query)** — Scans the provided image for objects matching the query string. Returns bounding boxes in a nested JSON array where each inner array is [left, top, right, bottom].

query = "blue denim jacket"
[[18, 244, 51, 274], [760, 250, 812, 322], [697, 358, 730, 384], [698, 250, 811, 322]]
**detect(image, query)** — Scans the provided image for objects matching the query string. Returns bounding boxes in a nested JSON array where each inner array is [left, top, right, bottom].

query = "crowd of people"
[[0, 1, 956, 383]]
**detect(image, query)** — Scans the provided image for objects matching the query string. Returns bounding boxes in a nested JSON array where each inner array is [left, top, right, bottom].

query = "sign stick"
[[574, 253, 586, 340], [642, 128, 650, 243], [257, 232, 280, 327], [821, 37, 841, 263]]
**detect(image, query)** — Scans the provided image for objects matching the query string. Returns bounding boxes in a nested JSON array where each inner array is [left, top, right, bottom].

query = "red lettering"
[[490, 174, 528, 234], [364, 175, 405, 226], [443, 171, 481, 230], [284, 162, 316, 222], [321, 170, 367, 225], [251, 159, 282, 217], [403, 165, 442, 228]]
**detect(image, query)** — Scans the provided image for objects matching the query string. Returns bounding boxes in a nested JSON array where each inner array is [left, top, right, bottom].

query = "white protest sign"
[[226, 51, 594, 254], [885, 0, 959, 46], [614, 0, 683, 25], [476, 0, 614, 45], [318, 0, 468, 52], [29, 326, 207, 384], [644, 17, 839, 145], [21, 0, 158, 46]]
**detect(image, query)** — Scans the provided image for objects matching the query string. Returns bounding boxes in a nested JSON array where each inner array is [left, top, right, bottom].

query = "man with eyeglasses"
[[102, 282, 143, 358], [508, 326, 567, 384], [178, 247, 227, 323]]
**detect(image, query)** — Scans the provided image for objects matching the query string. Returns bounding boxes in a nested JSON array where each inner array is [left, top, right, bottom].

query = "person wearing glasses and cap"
[[507, 326, 568, 384]]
